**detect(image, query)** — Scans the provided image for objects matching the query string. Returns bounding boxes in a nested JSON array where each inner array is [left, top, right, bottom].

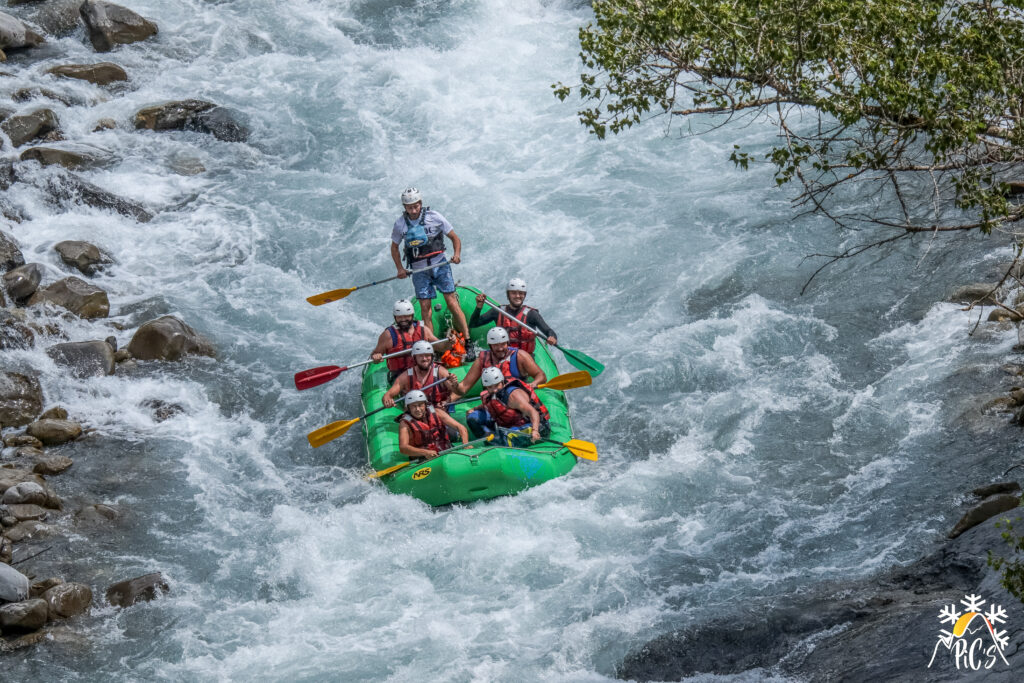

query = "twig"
[[12, 545, 53, 566]]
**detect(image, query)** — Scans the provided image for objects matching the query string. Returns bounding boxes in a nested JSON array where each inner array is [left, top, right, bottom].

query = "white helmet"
[[507, 278, 527, 293], [486, 327, 509, 345], [404, 389, 428, 407], [481, 366, 504, 388], [393, 299, 415, 317], [401, 187, 422, 205], [411, 340, 434, 356]]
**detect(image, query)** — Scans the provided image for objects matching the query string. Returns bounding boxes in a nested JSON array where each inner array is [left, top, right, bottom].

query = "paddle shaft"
[[366, 376, 448, 419], [367, 434, 493, 479], [353, 260, 448, 292]]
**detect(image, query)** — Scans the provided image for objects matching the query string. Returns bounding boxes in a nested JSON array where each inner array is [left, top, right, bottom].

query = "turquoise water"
[[1, 0, 1020, 679]]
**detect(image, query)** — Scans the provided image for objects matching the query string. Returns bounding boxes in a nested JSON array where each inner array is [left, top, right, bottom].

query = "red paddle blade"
[[294, 365, 344, 390]]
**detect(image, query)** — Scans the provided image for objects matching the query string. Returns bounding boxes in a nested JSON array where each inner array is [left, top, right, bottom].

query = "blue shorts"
[[412, 262, 456, 300]]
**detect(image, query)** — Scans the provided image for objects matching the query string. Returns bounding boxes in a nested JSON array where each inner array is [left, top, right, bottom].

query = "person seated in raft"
[[451, 326, 547, 398], [381, 340, 458, 409], [370, 299, 446, 383], [397, 389, 469, 460], [468, 367, 550, 447], [469, 278, 557, 353]]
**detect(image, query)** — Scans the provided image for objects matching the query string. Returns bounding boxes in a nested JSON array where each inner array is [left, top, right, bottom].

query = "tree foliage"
[[555, 0, 1024, 256]]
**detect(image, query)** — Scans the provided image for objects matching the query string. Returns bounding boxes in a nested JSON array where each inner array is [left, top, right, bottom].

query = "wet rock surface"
[[28, 276, 109, 318], [79, 0, 157, 52], [47, 61, 127, 85], [127, 315, 215, 361], [106, 572, 168, 607]]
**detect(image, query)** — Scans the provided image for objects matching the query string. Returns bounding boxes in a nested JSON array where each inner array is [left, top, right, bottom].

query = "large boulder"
[[33, 454, 73, 475], [46, 62, 127, 85], [0, 230, 24, 272], [3, 262, 42, 302], [18, 0, 82, 37], [40, 171, 153, 222], [2, 481, 46, 505], [21, 145, 110, 171], [127, 316, 215, 361], [0, 563, 29, 603], [29, 276, 109, 318], [42, 582, 91, 618], [46, 339, 115, 377], [0, 309, 35, 350], [79, 0, 157, 52], [1, 109, 60, 148], [25, 418, 82, 445], [54, 240, 112, 275], [0, 599, 48, 632], [135, 100, 249, 142], [0, 372, 43, 428], [0, 11, 44, 57], [106, 572, 168, 607]]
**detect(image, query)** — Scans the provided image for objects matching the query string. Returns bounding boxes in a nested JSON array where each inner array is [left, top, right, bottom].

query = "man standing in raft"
[[370, 299, 444, 383], [381, 340, 457, 409], [390, 187, 473, 356], [469, 278, 558, 352], [397, 390, 470, 460], [470, 367, 550, 445]]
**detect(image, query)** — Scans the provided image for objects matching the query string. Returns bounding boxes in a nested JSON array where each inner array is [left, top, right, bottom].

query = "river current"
[[3, 0, 1021, 680]]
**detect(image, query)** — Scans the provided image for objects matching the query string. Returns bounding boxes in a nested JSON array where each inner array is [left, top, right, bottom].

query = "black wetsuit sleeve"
[[469, 308, 499, 328], [526, 310, 556, 339]]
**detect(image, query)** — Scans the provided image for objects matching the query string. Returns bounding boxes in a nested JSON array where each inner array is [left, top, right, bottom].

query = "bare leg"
[[443, 290, 470, 339], [418, 298, 435, 335]]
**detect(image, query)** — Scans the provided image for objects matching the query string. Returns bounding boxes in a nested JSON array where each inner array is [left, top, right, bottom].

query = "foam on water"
[[2, 0, 1022, 680]]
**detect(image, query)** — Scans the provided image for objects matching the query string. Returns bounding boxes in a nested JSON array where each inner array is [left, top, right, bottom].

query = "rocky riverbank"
[[1, 0, 238, 649]]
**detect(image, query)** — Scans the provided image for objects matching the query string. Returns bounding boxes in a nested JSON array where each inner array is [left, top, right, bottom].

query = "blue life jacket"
[[402, 208, 446, 265]]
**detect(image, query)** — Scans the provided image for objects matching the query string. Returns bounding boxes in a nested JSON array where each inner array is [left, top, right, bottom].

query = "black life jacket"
[[402, 208, 446, 265]]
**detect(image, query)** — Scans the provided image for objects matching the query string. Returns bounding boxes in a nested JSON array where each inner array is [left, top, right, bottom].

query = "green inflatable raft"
[[361, 285, 577, 506]]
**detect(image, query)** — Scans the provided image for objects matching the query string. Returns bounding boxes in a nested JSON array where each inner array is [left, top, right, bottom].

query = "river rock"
[[949, 282, 1001, 306], [143, 399, 183, 422], [39, 405, 67, 420], [12, 87, 76, 107], [75, 503, 119, 525], [0, 230, 24, 272], [92, 117, 115, 131], [2, 481, 45, 505], [5, 520, 54, 542], [30, 578, 62, 598], [1, 109, 59, 148], [0, 309, 34, 350], [0, 537, 11, 564], [40, 170, 153, 222], [0, 11, 44, 55], [2, 434, 41, 449], [32, 455, 72, 475], [18, 0, 82, 37], [54, 240, 112, 275], [948, 493, 1021, 538], [0, 563, 29, 602], [0, 598, 48, 631], [43, 582, 91, 618], [29, 276, 109, 318], [47, 340, 116, 377], [25, 418, 82, 445], [21, 145, 108, 170], [106, 572, 168, 607], [7, 504, 46, 521], [47, 62, 127, 85], [135, 99, 249, 142], [3, 262, 42, 302], [0, 468, 42, 494], [80, 0, 157, 52], [0, 372, 43, 429], [973, 482, 1022, 498], [127, 315, 215, 361]]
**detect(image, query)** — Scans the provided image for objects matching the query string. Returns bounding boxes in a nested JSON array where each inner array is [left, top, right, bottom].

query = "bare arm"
[[370, 330, 391, 362], [390, 242, 408, 278], [517, 351, 547, 388], [454, 358, 483, 396], [437, 410, 470, 445], [508, 390, 541, 442], [447, 230, 462, 264], [382, 374, 410, 408]]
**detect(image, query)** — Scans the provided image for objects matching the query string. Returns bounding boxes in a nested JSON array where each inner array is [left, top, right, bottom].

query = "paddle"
[[364, 434, 495, 480], [307, 261, 449, 306], [294, 339, 447, 391], [444, 371, 593, 409], [542, 438, 598, 461], [306, 376, 450, 448], [476, 293, 605, 377]]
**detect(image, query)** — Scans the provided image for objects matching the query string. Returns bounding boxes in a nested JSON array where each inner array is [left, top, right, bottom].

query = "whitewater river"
[[3, 0, 1022, 680]]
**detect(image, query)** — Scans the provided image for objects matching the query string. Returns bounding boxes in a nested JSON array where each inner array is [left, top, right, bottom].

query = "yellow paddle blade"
[[306, 287, 357, 306], [537, 371, 592, 392], [365, 461, 412, 480], [563, 439, 598, 461], [307, 418, 361, 448]]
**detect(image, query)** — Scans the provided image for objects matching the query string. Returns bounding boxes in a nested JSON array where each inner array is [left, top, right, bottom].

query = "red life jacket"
[[385, 321, 424, 372], [406, 362, 451, 406], [498, 305, 536, 354], [481, 378, 550, 428], [480, 348, 522, 380], [396, 406, 451, 454]]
